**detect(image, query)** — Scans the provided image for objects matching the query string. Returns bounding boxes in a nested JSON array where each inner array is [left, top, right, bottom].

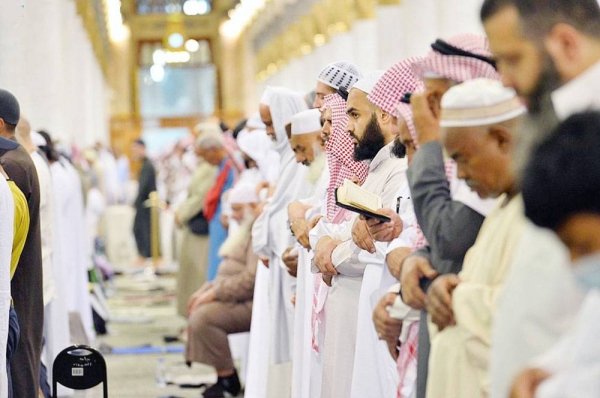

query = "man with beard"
[[313, 70, 407, 398], [298, 92, 369, 398], [480, 1, 600, 396], [246, 87, 308, 398], [347, 57, 424, 398], [284, 108, 329, 398], [400, 34, 499, 398], [286, 61, 364, 291]]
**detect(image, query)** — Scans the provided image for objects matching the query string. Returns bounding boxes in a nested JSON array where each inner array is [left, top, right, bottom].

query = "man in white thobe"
[[342, 57, 425, 398], [313, 71, 408, 398], [49, 151, 95, 344], [284, 108, 329, 398], [245, 87, 308, 398]]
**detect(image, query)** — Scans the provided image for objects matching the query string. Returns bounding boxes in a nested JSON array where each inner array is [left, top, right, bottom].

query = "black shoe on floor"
[[202, 370, 241, 398]]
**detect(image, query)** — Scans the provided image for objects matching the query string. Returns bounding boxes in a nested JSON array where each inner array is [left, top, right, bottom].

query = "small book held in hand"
[[335, 179, 391, 223]]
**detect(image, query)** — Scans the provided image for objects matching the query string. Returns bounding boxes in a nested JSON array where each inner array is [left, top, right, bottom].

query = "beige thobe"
[[175, 162, 217, 317], [426, 194, 527, 398]]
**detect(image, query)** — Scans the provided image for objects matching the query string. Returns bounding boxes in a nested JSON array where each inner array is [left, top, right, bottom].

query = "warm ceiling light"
[[107, 0, 128, 42], [185, 39, 200, 52], [313, 34, 326, 47], [183, 0, 200, 15], [183, 0, 211, 16], [197, 0, 210, 14], [153, 49, 166, 66]]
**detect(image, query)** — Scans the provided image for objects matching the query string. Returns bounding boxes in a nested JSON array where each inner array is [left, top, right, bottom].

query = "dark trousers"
[[7, 306, 20, 398]]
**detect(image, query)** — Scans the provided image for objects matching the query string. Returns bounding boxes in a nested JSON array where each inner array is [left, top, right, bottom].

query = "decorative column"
[[376, 0, 404, 69], [437, 0, 485, 39], [0, 2, 27, 97], [399, 0, 438, 58]]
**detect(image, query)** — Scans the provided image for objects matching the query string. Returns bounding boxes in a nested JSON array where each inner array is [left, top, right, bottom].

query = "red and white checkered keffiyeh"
[[397, 322, 420, 398], [323, 93, 369, 222], [411, 33, 500, 83], [368, 57, 425, 118]]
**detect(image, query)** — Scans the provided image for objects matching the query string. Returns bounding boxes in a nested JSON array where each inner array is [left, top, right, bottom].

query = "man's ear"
[[377, 108, 392, 125], [544, 23, 583, 80], [488, 125, 512, 153]]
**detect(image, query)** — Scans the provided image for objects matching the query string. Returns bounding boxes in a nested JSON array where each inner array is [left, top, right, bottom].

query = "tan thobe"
[[426, 194, 527, 398], [175, 162, 217, 317]]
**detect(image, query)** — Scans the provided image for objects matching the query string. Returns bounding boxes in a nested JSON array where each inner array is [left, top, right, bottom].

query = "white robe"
[[349, 180, 420, 398], [490, 57, 600, 398], [490, 223, 585, 398], [31, 152, 71, 396], [51, 159, 95, 342], [320, 143, 407, 398], [30, 151, 55, 305], [534, 290, 600, 398], [246, 87, 308, 397], [265, 149, 309, 367], [245, 260, 271, 398], [291, 162, 329, 398], [0, 177, 13, 398]]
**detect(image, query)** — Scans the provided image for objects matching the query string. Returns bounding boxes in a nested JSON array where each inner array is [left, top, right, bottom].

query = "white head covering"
[[440, 78, 527, 127], [31, 131, 46, 147], [268, 87, 308, 146], [317, 60, 363, 90], [246, 112, 266, 129], [229, 181, 259, 204], [260, 86, 274, 106], [237, 128, 272, 164], [352, 70, 385, 95], [291, 109, 322, 136]]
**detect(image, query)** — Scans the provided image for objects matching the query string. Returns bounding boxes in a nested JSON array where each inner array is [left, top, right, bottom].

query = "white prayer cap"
[[237, 128, 273, 163], [246, 112, 266, 129], [260, 86, 274, 106], [351, 70, 385, 96], [31, 131, 47, 147], [228, 181, 259, 204], [318, 60, 363, 90], [291, 109, 322, 136], [440, 78, 527, 128]]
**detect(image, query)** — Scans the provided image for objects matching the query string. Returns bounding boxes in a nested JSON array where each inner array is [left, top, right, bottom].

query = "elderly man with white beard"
[[277, 108, 330, 398], [245, 87, 309, 398], [313, 71, 408, 398]]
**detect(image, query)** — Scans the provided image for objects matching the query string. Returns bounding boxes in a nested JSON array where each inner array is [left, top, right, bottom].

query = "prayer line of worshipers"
[[2, 0, 600, 397], [177, 1, 600, 397], [178, 0, 600, 398]]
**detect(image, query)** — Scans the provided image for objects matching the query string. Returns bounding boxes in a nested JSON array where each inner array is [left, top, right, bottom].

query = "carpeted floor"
[[79, 271, 221, 398]]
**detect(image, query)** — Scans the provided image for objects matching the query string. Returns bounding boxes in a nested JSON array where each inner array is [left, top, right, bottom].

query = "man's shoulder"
[[1, 146, 35, 169]]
